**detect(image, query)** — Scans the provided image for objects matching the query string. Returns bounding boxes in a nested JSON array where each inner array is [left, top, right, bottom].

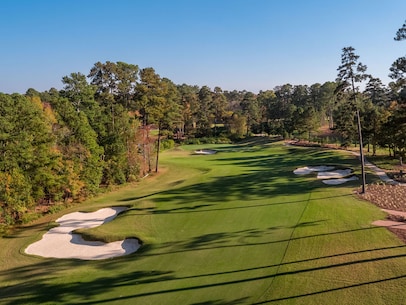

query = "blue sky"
[[1, 0, 405, 93]]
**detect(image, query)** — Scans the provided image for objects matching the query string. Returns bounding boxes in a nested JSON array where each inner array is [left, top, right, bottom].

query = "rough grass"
[[1, 139, 406, 305]]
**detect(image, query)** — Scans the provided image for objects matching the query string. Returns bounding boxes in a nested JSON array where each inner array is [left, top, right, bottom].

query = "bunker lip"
[[25, 207, 140, 260]]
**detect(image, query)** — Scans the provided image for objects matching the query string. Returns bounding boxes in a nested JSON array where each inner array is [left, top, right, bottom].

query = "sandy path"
[[25, 207, 140, 260], [349, 151, 405, 186], [373, 209, 406, 230]]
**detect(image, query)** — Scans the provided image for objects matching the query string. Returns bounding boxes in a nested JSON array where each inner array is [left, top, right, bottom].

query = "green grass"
[[1, 139, 405, 305], [367, 154, 402, 171]]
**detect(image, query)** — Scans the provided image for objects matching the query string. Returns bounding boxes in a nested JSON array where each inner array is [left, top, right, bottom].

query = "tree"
[[361, 77, 390, 155], [196, 86, 214, 137], [394, 20, 406, 41], [257, 90, 276, 135], [336, 46, 369, 193], [389, 20, 406, 90], [272, 84, 296, 137], [389, 57, 406, 89], [240, 92, 259, 135], [115, 61, 139, 108], [135, 67, 167, 173], [378, 101, 406, 158], [385, 20, 406, 159], [50, 96, 104, 196], [61, 72, 106, 137], [318, 82, 338, 129], [364, 77, 389, 107], [152, 78, 180, 172], [227, 113, 246, 139], [87, 61, 141, 183], [212, 87, 228, 136], [62, 72, 96, 111], [177, 84, 200, 137], [0, 94, 59, 223]]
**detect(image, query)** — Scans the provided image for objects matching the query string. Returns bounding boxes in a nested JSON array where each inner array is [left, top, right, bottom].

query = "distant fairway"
[[1, 140, 406, 305]]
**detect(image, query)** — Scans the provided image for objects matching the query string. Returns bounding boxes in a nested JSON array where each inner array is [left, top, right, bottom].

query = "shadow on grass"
[[0, 143, 387, 304], [121, 193, 352, 217], [2, 198, 405, 304], [135, 223, 400, 258], [190, 297, 250, 305], [2, 243, 405, 305], [252, 274, 406, 304], [117, 145, 362, 213]]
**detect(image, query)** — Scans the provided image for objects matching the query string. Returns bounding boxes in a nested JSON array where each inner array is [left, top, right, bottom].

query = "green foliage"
[[0, 94, 58, 224], [160, 139, 175, 150], [184, 136, 232, 145], [1, 35, 405, 223], [50, 96, 104, 196]]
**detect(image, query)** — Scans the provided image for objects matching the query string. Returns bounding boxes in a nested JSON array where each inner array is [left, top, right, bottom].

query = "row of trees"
[[1, 21, 405, 225]]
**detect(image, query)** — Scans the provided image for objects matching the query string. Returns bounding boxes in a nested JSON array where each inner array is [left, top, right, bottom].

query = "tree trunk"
[[356, 110, 366, 194], [372, 138, 377, 156], [155, 123, 161, 173]]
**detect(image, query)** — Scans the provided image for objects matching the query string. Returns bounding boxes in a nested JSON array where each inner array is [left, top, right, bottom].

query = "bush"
[[160, 139, 175, 150], [183, 136, 232, 145]]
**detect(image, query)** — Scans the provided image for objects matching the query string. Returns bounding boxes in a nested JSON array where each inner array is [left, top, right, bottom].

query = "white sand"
[[294, 165, 358, 185], [317, 169, 353, 179], [194, 149, 217, 155], [322, 175, 359, 185], [25, 207, 140, 260], [293, 166, 335, 175]]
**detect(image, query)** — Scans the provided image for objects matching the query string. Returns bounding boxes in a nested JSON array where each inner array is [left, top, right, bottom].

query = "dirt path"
[[358, 184, 406, 243]]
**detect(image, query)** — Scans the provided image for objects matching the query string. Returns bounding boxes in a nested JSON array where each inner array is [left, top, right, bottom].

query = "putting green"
[[1, 140, 405, 305]]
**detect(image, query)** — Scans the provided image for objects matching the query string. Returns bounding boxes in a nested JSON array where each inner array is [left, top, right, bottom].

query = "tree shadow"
[[114, 144, 363, 224], [3, 248, 405, 305], [1, 143, 392, 304], [190, 297, 250, 305], [252, 274, 406, 304], [155, 148, 358, 205], [133, 220, 406, 260], [2, 227, 405, 305]]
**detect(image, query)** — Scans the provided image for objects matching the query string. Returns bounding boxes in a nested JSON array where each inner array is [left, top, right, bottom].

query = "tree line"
[[0, 21, 405, 226]]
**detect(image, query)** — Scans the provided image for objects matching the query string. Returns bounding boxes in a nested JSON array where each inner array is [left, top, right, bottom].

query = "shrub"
[[160, 139, 175, 150]]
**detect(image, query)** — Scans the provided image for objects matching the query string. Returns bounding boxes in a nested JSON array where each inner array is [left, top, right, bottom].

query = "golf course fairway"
[[1, 140, 405, 304]]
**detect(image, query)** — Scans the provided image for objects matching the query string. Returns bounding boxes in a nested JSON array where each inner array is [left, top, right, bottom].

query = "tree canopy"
[[1, 20, 405, 226]]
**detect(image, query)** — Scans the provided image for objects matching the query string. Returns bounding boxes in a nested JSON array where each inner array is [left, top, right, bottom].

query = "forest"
[[0, 21, 405, 227]]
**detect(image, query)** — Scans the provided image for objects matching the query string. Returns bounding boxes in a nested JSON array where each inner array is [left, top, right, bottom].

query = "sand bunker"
[[317, 169, 353, 180], [294, 166, 357, 185], [25, 207, 140, 260], [293, 166, 335, 175], [194, 149, 217, 155], [322, 176, 359, 185]]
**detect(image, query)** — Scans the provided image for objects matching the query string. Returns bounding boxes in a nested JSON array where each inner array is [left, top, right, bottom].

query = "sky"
[[1, 0, 405, 94]]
